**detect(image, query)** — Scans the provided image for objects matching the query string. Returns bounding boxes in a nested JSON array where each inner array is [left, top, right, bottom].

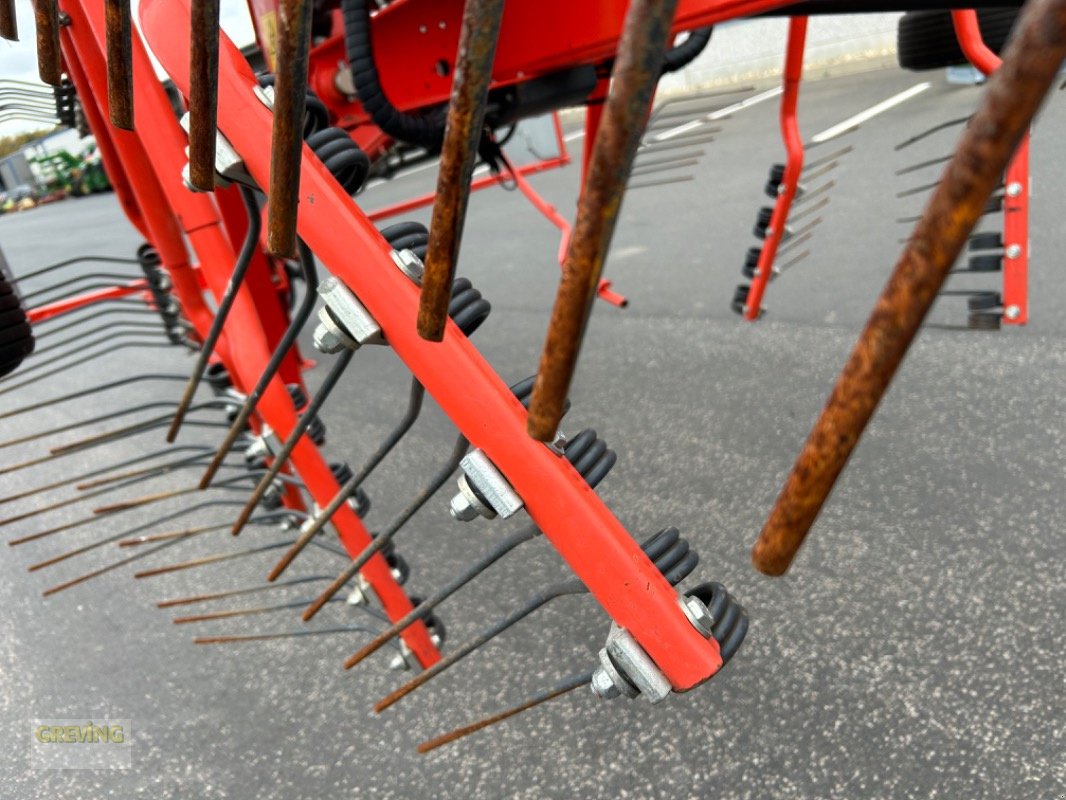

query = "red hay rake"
[[0, 0, 1061, 754]]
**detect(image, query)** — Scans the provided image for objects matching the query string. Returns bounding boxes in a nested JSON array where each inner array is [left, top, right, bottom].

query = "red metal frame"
[[744, 16, 807, 320], [27, 280, 150, 323], [952, 9, 1028, 325], [136, 0, 775, 689], [57, 0, 440, 668]]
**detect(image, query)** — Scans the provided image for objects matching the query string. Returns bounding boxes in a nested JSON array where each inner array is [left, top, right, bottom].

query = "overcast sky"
[[1, 0, 255, 135]]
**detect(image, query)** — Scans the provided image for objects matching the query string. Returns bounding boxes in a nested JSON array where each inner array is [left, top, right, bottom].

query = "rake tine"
[[629, 158, 699, 178], [267, 0, 313, 257], [105, 0, 134, 128], [268, 379, 427, 577], [417, 0, 506, 341], [895, 154, 952, 177], [376, 579, 584, 712], [527, 0, 679, 440], [416, 671, 593, 754], [803, 145, 852, 172], [194, 625, 384, 645], [200, 240, 319, 488], [92, 469, 283, 515], [753, 0, 1066, 577], [297, 433, 468, 615], [3, 331, 172, 385], [776, 249, 812, 275], [628, 175, 694, 191], [34, 0, 62, 86], [341, 525, 539, 669], [631, 149, 705, 168], [169, 186, 261, 442], [21, 272, 142, 303], [134, 540, 293, 579], [896, 180, 941, 199], [18, 497, 244, 554], [52, 402, 236, 456], [894, 116, 970, 151], [0, 341, 179, 399], [173, 596, 345, 624], [118, 523, 230, 547], [776, 229, 814, 259], [792, 179, 836, 207], [30, 321, 167, 359], [14, 254, 139, 283], [157, 574, 334, 608], [788, 195, 829, 225], [188, 0, 221, 190], [39, 510, 291, 597], [76, 446, 218, 490], [637, 133, 717, 153], [0, 445, 210, 506], [0, 400, 178, 451], [230, 347, 354, 535], [0, 0, 17, 41]]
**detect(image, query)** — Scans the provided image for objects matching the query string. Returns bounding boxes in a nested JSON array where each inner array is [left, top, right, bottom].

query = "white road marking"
[[810, 82, 931, 144], [652, 85, 784, 142]]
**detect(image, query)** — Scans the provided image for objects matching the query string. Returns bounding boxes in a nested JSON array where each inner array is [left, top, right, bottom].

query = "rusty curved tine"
[[200, 240, 319, 488], [752, 0, 1066, 578], [416, 671, 593, 754], [416, 0, 506, 341], [41, 509, 296, 597], [230, 347, 355, 535], [0, 400, 179, 451], [169, 185, 262, 442], [267, 0, 312, 257], [134, 540, 293, 580], [173, 596, 346, 624], [0, 0, 17, 41], [34, 0, 61, 86], [51, 401, 237, 455], [92, 467, 296, 515], [896, 154, 953, 177], [194, 625, 385, 646], [0, 445, 211, 506], [526, 0, 678, 440], [19, 497, 245, 556], [267, 379, 427, 575], [341, 525, 539, 669], [296, 433, 467, 614], [104, 0, 133, 128], [894, 116, 970, 152], [377, 578, 584, 712], [0, 373, 186, 421], [157, 574, 335, 608], [0, 341, 179, 399], [188, 0, 221, 190]]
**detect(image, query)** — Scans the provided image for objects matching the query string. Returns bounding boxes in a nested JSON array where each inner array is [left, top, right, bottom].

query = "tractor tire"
[[897, 9, 1019, 72]]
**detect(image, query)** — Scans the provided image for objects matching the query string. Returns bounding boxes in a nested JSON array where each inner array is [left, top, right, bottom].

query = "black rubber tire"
[[897, 9, 1019, 72], [0, 268, 33, 378]]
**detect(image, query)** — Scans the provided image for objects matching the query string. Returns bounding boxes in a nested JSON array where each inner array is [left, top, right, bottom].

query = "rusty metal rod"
[[104, 0, 134, 128], [526, 0, 679, 440], [0, 0, 17, 41], [34, 0, 62, 86], [173, 596, 342, 624], [157, 575, 333, 608], [417, 671, 593, 754], [266, 0, 313, 257], [188, 0, 221, 190], [194, 625, 382, 645], [752, 0, 1066, 577], [416, 0, 506, 341]]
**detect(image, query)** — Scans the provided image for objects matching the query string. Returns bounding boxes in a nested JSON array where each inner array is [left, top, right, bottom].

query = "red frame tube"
[[744, 16, 807, 320], [952, 9, 1028, 324], [141, 0, 727, 689], [27, 281, 149, 323]]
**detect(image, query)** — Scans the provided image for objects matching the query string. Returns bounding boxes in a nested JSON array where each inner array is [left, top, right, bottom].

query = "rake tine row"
[[0, 400, 183, 451], [168, 186, 262, 442], [30, 320, 168, 359], [134, 540, 294, 580], [297, 433, 469, 616], [200, 240, 319, 488], [32, 304, 158, 341], [0, 341, 180, 399], [527, 0, 679, 440], [172, 596, 346, 625], [417, 0, 507, 342], [156, 574, 335, 608], [753, 0, 1066, 576]]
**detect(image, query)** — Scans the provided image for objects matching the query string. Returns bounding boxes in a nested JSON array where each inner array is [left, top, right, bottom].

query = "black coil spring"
[[640, 527, 699, 586], [329, 461, 369, 517], [257, 74, 330, 138], [307, 127, 371, 196], [53, 80, 77, 128], [379, 221, 428, 261], [562, 428, 617, 489], [136, 245, 185, 343], [687, 582, 748, 664]]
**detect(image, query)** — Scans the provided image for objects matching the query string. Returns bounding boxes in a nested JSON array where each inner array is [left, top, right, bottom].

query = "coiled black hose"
[[342, 0, 445, 151]]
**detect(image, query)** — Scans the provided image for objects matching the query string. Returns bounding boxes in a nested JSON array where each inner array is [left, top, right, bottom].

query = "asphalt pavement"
[[0, 64, 1063, 799]]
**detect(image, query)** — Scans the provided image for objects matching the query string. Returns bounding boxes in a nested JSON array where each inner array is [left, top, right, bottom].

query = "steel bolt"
[[680, 594, 715, 638], [312, 321, 345, 354], [590, 667, 621, 699], [1005, 305, 1022, 320], [1006, 181, 1023, 197], [1005, 244, 1022, 259]]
